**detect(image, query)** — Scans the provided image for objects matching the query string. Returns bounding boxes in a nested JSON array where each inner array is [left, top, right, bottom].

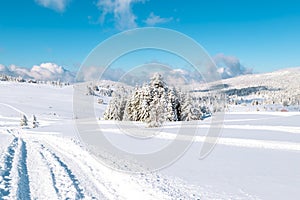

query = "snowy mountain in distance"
[[92, 66, 300, 93], [191, 67, 300, 111], [207, 67, 300, 91]]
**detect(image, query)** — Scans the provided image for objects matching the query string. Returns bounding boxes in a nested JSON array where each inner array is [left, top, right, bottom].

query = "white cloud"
[[96, 0, 144, 30], [76, 66, 126, 82], [0, 54, 252, 84], [0, 63, 74, 82], [35, 0, 71, 12], [213, 53, 252, 79], [76, 64, 191, 85], [0, 64, 7, 72], [144, 12, 173, 26]]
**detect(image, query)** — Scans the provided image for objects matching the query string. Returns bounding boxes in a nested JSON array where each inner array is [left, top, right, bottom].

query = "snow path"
[[0, 135, 31, 199], [0, 136, 18, 198], [33, 134, 173, 200], [16, 139, 31, 200], [0, 132, 107, 200], [26, 138, 58, 199], [24, 134, 107, 200], [38, 138, 118, 200], [1, 130, 206, 199], [34, 134, 256, 200], [38, 143, 85, 199]]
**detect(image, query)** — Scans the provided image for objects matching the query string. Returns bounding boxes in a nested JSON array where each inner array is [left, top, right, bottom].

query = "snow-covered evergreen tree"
[[139, 83, 151, 122], [124, 87, 142, 121], [20, 114, 28, 127], [180, 93, 199, 121], [104, 86, 128, 120], [86, 86, 95, 96], [147, 94, 165, 127], [32, 115, 39, 128], [150, 73, 168, 100], [166, 87, 180, 121]]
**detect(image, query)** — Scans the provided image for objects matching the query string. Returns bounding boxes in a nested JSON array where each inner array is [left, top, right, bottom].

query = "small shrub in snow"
[[283, 100, 289, 107], [86, 86, 95, 96], [97, 98, 104, 104], [20, 114, 28, 127], [32, 115, 39, 128]]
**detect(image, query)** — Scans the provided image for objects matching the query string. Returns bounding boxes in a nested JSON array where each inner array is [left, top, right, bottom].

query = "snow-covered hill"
[[0, 68, 300, 199], [208, 67, 300, 91], [0, 82, 205, 199], [192, 67, 300, 111]]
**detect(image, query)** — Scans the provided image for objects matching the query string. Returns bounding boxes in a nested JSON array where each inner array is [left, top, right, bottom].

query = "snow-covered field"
[[0, 81, 300, 199]]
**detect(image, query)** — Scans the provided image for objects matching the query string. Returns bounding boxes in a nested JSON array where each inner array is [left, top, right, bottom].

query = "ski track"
[[39, 143, 85, 200], [39, 135, 232, 200], [0, 137, 18, 198], [39, 137, 121, 200], [17, 139, 31, 200], [26, 139, 58, 199], [0, 136, 32, 200], [0, 131, 265, 200], [1, 133, 97, 200], [26, 136, 106, 200]]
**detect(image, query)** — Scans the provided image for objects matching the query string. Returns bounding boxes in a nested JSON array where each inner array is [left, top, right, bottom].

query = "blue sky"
[[1, 0, 300, 73]]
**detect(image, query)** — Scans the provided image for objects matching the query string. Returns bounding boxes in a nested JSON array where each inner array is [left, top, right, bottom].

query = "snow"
[[0, 79, 300, 199]]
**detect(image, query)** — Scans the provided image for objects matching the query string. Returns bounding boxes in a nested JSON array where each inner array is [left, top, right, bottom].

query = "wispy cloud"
[[96, 0, 144, 30], [34, 0, 71, 12], [144, 12, 173, 26], [213, 53, 252, 79]]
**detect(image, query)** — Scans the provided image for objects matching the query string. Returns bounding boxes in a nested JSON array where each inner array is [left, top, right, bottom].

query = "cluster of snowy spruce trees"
[[104, 73, 204, 127]]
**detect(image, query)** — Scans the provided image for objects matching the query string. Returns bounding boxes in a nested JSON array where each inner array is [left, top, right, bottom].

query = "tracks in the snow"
[[1, 132, 105, 200], [1, 134, 85, 200], [1, 133, 198, 199], [39, 143, 85, 200], [17, 139, 31, 199], [0, 136, 31, 199], [0, 137, 18, 198]]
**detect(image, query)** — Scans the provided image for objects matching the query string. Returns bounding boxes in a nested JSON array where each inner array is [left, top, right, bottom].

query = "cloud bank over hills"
[[0, 63, 74, 82], [0, 54, 253, 83], [214, 53, 253, 79]]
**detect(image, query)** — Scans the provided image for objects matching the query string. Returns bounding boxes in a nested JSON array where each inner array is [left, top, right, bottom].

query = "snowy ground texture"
[[0, 81, 300, 199]]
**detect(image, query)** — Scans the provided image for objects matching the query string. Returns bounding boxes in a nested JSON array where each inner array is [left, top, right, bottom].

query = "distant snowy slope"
[[199, 67, 300, 91], [192, 67, 300, 109], [229, 67, 299, 89]]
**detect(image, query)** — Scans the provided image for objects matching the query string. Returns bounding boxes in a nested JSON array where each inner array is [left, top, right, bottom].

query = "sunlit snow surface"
[[0, 81, 299, 199]]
